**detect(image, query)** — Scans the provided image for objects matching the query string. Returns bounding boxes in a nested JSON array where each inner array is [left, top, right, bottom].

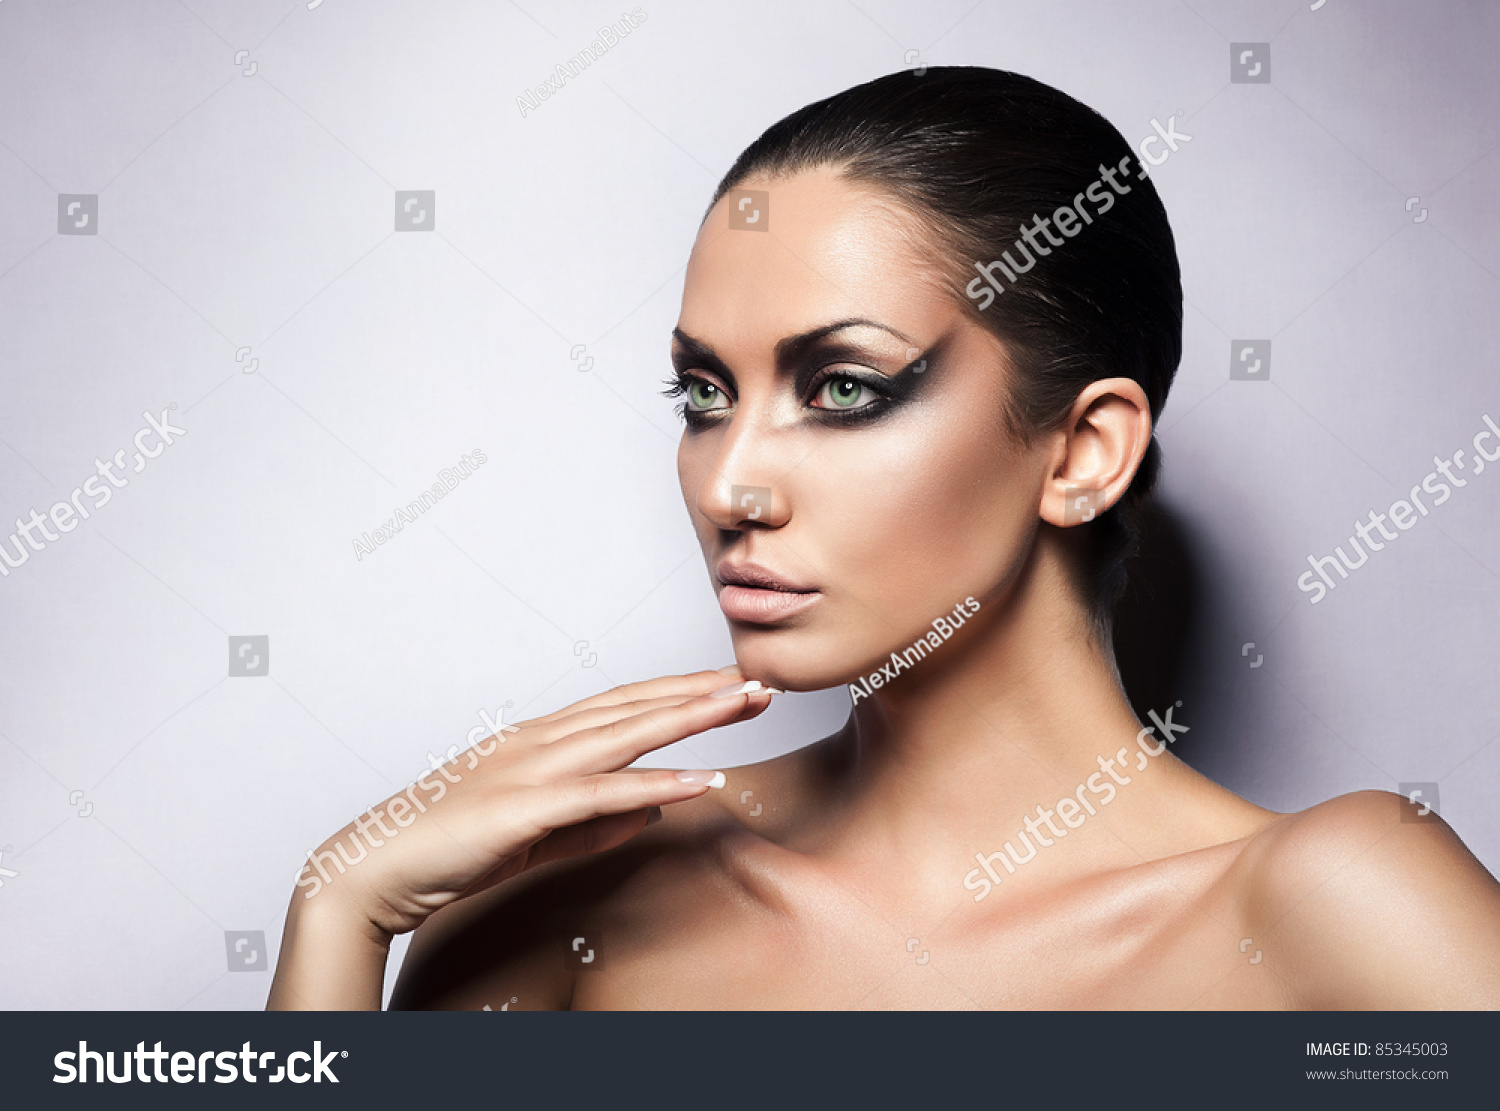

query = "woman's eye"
[[813, 376, 877, 411], [686, 379, 730, 411]]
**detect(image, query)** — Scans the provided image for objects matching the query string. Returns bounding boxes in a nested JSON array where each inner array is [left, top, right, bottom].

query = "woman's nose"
[[694, 416, 791, 531], [699, 472, 789, 531]]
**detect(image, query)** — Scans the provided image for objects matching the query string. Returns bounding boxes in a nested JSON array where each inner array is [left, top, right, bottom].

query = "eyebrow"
[[671, 318, 917, 378]]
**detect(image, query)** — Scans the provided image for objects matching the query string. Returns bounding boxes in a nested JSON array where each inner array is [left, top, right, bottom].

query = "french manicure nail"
[[763, 688, 785, 695], [675, 769, 727, 789], [711, 680, 762, 698]]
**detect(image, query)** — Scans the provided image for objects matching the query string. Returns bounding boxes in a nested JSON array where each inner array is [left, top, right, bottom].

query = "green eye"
[[815, 377, 872, 410], [686, 379, 730, 411]]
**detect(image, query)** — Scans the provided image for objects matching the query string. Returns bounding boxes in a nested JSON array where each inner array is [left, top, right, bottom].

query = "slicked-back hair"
[[709, 67, 1183, 628]]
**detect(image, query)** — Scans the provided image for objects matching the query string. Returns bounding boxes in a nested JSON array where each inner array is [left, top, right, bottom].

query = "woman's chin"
[[722, 649, 866, 696]]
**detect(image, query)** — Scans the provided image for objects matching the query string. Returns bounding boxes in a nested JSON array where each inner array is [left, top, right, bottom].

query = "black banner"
[[4, 1010, 1489, 1107]]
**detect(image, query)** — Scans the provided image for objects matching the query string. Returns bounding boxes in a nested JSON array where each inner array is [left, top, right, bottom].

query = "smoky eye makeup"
[[805, 365, 904, 421], [663, 368, 734, 426], [664, 330, 940, 429], [802, 345, 935, 420]]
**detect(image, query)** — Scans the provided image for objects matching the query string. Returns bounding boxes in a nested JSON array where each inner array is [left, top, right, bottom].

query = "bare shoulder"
[[1231, 789, 1500, 1008], [388, 857, 593, 1011], [388, 762, 785, 1011]]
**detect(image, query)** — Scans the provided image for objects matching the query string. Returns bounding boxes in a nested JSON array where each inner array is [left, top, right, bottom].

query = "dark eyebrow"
[[773, 318, 916, 366], [671, 318, 916, 378], [670, 328, 737, 387]]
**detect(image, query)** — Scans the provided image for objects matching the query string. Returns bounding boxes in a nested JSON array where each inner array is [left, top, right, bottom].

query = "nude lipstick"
[[716, 560, 821, 624]]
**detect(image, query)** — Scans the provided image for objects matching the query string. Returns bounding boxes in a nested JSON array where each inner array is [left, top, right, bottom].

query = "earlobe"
[[1041, 481, 1112, 529], [1061, 486, 1104, 525], [1038, 378, 1152, 527]]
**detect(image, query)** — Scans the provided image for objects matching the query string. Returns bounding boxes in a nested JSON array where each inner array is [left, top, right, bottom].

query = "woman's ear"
[[1038, 378, 1153, 528]]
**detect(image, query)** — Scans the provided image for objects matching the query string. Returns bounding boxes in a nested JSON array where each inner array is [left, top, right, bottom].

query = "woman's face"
[[674, 166, 1052, 692]]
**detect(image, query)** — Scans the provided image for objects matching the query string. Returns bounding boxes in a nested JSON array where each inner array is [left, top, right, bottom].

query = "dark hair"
[[708, 66, 1182, 628]]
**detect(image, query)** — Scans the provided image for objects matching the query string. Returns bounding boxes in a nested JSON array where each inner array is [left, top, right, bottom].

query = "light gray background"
[[1, 0, 1496, 1009]]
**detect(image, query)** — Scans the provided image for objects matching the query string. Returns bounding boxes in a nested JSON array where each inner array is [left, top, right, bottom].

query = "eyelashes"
[[661, 373, 716, 425], [663, 359, 921, 429], [662, 373, 733, 425], [805, 367, 899, 423]]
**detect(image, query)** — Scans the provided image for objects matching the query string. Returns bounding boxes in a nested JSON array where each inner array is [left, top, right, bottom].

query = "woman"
[[268, 67, 1500, 1010]]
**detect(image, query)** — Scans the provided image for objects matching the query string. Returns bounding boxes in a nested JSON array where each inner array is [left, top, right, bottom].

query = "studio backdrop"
[[1, 0, 1497, 1008]]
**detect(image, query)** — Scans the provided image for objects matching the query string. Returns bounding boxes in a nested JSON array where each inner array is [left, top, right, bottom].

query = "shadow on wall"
[[1113, 499, 1210, 768]]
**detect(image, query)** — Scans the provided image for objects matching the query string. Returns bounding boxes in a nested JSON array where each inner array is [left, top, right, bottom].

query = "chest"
[[572, 880, 1281, 1010]]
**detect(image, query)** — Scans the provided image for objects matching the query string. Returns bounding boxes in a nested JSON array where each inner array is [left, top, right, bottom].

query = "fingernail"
[[675, 769, 726, 789], [645, 806, 663, 826], [711, 680, 762, 698], [763, 687, 785, 695]]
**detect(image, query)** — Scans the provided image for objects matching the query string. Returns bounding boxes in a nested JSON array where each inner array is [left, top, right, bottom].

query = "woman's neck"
[[797, 533, 1218, 892]]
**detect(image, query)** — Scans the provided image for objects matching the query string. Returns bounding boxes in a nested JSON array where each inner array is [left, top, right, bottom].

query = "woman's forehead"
[[680, 170, 958, 354]]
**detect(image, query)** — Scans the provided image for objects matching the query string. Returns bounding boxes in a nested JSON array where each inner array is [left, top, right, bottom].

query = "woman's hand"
[[267, 668, 773, 1009]]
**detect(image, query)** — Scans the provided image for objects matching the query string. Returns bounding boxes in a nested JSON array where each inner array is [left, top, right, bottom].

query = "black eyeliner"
[[666, 341, 939, 429], [665, 368, 733, 430]]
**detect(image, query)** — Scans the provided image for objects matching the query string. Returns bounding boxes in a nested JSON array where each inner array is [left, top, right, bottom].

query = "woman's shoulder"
[[388, 774, 773, 1011], [1229, 789, 1500, 1008]]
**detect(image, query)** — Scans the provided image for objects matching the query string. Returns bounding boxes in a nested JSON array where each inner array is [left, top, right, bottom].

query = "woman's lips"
[[718, 584, 821, 624]]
